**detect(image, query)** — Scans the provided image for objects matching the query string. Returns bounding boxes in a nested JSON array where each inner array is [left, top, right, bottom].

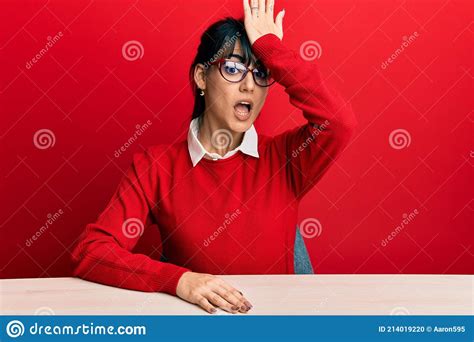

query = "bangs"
[[190, 17, 271, 121], [219, 33, 257, 67]]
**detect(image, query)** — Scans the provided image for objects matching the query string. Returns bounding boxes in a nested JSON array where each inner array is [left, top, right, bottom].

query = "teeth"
[[238, 101, 251, 110]]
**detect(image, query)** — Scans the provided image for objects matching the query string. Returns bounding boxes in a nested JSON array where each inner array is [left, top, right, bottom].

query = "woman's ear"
[[193, 63, 207, 91]]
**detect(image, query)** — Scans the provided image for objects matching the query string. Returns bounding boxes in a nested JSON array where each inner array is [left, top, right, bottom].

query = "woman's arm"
[[71, 149, 253, 313], [71, 149, 190, 295], [244, 0, 357, 199], [252, 33, 358, 200]]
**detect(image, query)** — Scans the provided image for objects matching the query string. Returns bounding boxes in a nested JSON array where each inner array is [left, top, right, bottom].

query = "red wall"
[[1, 0, 472, 279]]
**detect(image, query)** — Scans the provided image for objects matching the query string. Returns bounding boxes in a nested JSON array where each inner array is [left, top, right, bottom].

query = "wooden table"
[[1, 275, 472, 315]]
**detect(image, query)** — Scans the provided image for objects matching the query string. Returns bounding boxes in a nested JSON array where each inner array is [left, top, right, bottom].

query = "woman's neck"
[[197, 115, 244, 157]]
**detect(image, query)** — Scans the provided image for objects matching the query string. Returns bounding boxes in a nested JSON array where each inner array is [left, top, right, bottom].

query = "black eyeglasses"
[[210, 58, 275, 87]]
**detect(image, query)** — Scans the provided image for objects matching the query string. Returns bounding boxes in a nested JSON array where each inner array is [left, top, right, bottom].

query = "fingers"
[[275, 9, 285, 32], [217, 282, 253, 312], [197, 296, 217, 314], [258, 0, 266, 16], [198, 286, 250, 314], [233, 290, 253, 311], [250, 0, 259, 16], [243, 0, 251, 16], [248, 0, 277, 21], [211, 286, 244, 313], [178, 273, 254, 315], [205, 291, 240, 314], [266, 0, 274, 16]]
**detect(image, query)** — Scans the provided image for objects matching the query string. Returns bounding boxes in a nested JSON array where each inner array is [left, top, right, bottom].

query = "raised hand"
[[243, 0, 285, 45]]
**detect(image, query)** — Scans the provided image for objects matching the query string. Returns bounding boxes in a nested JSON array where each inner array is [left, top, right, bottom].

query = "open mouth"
[[233, 101, 253, 121]]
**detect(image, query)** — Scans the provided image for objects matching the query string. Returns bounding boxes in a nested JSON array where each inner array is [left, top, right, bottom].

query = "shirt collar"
[[187, 117, 259, 167]]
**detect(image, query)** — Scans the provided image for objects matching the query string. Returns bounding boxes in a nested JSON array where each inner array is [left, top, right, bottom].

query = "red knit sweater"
[[71, 33, 357, 296]]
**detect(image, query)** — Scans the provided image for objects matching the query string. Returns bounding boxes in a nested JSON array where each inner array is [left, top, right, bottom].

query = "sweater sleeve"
[[252, 34, 358, 200], [71, 149, 191, 296]]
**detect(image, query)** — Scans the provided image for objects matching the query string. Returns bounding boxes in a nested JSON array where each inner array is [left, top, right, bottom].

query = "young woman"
[[72, 0, 357, 314]]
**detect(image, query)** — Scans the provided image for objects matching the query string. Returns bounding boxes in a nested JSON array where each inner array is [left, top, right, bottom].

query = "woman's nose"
[[240, 71, 256, 92]]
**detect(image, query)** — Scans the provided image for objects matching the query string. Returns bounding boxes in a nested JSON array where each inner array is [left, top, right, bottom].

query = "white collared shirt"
[[187, 117, 259, 167]]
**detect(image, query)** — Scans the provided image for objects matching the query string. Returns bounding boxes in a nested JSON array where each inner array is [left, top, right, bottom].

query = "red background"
[[1, 0, 472, 279]]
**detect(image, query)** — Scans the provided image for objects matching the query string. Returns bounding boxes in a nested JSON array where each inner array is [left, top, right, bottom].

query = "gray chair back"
[[294, 225, 314, 274]]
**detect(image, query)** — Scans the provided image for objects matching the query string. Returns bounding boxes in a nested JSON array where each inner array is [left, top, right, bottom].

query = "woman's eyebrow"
[[227, 53, 263, 69], [228, 53, 244, 61]]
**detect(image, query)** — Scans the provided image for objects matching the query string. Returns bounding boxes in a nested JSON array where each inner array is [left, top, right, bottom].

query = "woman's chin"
[[229, 119, 254, 133]]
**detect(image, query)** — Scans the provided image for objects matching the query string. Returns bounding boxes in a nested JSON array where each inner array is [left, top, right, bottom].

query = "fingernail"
[[231, 305, 239, 311], [210, 308, 217, 314], [245, 301, 253, 309]]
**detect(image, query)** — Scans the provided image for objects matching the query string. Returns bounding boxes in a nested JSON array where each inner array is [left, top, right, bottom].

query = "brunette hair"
[[189, 17, 259, 122]]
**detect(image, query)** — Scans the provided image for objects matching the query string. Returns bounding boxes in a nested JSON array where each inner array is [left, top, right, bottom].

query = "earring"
[[199, 89, 205, 96]]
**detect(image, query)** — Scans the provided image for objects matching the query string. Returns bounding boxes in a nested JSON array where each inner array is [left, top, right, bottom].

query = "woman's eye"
[[223, 62, 243, 74], [224, 66, 239, 74], [254, 69, 268, 79]]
